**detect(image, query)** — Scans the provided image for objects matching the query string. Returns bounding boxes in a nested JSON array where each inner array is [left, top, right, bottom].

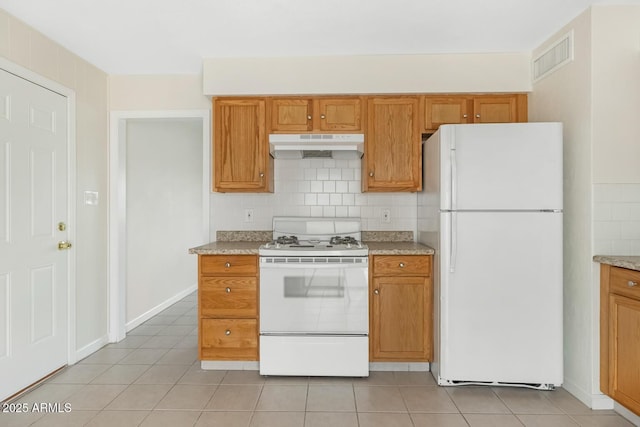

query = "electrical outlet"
[[244, 209, 254, 223], [382, 209, 391, 223]]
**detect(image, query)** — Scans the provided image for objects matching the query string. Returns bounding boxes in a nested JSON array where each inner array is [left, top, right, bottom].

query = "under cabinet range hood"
[[269, 134, 364, 159]]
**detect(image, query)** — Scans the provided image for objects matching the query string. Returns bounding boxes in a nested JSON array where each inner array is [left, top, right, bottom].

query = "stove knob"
[[264, 242, 270, 248], [357, 242, 363, 248], [346, 243, 352, 248], [276, 243, 281, 249]]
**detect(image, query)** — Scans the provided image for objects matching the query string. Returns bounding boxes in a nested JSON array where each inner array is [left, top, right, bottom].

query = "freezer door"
[[439, 123, 563, 211], [438, 211, 563, 385]]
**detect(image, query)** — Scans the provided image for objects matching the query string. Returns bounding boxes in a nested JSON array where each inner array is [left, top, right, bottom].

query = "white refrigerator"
[[418, 122, 563, 389]]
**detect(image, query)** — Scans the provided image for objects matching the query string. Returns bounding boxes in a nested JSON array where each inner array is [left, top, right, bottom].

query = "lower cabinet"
[[198, 255, 259, 361], [370, 255, 433, 361], [600, 264, 640, 416]]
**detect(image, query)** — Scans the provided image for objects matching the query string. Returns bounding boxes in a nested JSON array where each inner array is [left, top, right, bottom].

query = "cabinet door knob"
[[399, 262, 405, 268], [225, 287, 231, 293], [369, 172, 374, 177], [476, 114, 481, 118], [307, 115, 312, 120], [225, 330, 231, 335], [259, 172, 264, 178], [462, 114, 468, 118], [320, 114, 326, 119], [629, 280, 638, 287], [225, 262, 231, 268], [374, 289, 379, 295]]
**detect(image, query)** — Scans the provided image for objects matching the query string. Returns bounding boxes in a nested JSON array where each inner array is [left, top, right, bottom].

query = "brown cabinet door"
[[200, 254, 258, 276], [423, 96, 472, 131], [317, 98, 363, 131], [373, 255, 431, 277], [213, 98, 269, 192], [472, 96, 518, 123], [200, 277, 257, 318], [200, 318, 258, 360], [270, 98, 313, 132], [608, 294, 640, 415], [371, 276, 431, 361], [365, 97, 421, 192]]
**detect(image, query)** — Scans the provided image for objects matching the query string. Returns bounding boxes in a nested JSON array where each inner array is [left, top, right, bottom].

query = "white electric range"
[[258, 217, 369, 377]]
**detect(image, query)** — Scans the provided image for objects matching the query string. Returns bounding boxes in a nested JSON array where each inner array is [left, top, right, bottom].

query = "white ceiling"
[[1, 0, 639, 75]]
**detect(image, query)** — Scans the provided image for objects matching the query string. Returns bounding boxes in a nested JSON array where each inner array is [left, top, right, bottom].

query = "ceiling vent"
[[533, 31, 573, 82]]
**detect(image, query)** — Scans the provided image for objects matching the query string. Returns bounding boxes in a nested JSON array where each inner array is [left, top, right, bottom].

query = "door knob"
[[374, 289, 379, 295], [58, 241, 72, 250], [225, 262, 231, 268]]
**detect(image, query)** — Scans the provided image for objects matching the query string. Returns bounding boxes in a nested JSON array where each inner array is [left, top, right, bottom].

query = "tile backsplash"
[[210, 158, 417, 240], [593, 183, 640, 255]]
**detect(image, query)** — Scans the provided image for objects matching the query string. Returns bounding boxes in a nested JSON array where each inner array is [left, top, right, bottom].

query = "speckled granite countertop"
[[367, 242, 434, 255], [594, 255, 640, 272], [189, 230, 435, 256], [188, 241, 262, 255]]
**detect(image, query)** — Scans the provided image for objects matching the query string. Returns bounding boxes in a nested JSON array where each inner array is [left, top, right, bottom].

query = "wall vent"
[[533, 31, 573, 82]]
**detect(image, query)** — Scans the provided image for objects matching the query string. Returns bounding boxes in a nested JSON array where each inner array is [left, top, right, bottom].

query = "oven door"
[[259, 257, 368, 335]]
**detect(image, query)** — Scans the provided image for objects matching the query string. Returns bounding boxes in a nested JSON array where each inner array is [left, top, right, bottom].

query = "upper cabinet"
[[213, 98, 273, 193], [422, 94, 528, 132], [211, 93, 528, 193], [270, 97, 364, 133], [364, 97, 422, 192]]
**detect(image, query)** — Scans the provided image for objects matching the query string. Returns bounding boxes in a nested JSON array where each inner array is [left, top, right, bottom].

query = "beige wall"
[[202, 53, 532, 95], [531, 4, 640, 411], [0, 9, 109, 355], [109, 74, 210, 111], [591, 6, 640, 184]]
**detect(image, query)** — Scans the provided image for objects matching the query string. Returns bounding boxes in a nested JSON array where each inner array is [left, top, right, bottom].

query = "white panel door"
[[440, 123, 563, 211], [438, 211, 563, 385], [0, 69, 68, 401]]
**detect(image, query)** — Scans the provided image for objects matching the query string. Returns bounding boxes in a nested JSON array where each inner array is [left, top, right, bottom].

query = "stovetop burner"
[[329, 236, 359, 245], [276, 235, 299, 245]]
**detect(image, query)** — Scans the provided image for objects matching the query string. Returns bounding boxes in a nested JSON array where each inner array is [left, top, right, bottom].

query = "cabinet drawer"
[[372, 255, 431, 277], [200, 277, 257, 318], [200, 255, 257, 276], [200, 318, 258, 360], [610, 267, 640, 300]]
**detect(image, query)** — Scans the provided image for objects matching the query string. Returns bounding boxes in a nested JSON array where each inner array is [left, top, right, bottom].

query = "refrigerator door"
[[438, 123, 563, 211], [438, 211, 563, 385]]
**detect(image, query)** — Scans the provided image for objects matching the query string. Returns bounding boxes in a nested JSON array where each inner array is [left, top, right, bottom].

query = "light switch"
[[84, 191, 99, 206]]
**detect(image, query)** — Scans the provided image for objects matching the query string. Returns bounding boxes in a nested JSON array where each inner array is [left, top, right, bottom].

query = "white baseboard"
[[74, 334, 110, 364], [369, 362, 430, 372], [201, 361, 260, 370], [614, 403, 640, 426], [125, 285, 197, 332], [562, 377, 614, 410]]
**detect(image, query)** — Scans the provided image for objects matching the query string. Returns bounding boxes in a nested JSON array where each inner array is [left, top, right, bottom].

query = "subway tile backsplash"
[[210, 158, 417, 240], [593, 183, 640, 255]]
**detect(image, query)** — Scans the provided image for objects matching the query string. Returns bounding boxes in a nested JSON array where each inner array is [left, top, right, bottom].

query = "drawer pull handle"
[[225, 330, 231, 336], [225, 287, 231, 293], [225, 262, 231, 268], [374, 289, 379, 295], [399, 262, 405, 268], [629, 280, 638, 287]]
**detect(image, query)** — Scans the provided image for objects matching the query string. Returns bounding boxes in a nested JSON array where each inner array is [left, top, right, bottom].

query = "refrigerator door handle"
[[450, 211, 457, 273], [450, 148, 457, 211]]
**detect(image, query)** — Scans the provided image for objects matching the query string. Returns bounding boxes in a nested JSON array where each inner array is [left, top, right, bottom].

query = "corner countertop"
[[594, 255, 640, 272], [189, 240, 435, 256]]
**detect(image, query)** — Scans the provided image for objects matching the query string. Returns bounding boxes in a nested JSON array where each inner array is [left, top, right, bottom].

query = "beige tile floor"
[[1, 291, 636, 427]]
